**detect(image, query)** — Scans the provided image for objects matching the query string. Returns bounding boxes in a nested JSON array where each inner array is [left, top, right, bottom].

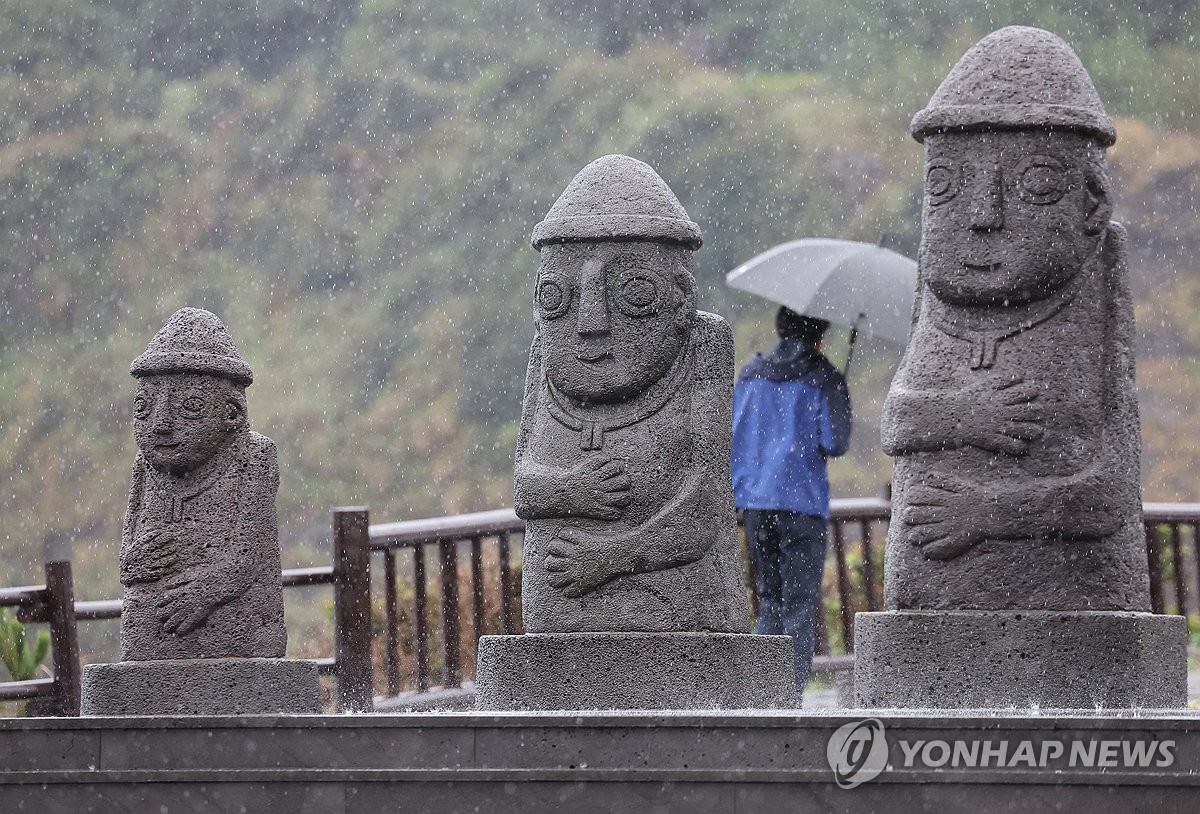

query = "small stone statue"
[[120, 307, 286, 659], [82, 308, 318, 715], [881, 25, 1147, 611], [514, 154, 748, 634]]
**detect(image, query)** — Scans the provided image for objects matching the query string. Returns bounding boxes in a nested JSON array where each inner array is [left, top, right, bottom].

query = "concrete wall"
[[1, 711, 1198, 812]]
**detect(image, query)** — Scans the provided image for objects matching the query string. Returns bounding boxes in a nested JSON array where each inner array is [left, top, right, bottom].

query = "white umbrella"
[[726, 237, 917, 342]]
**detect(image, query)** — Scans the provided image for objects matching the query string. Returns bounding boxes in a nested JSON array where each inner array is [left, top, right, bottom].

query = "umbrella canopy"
[[725, 238, 917, 344]]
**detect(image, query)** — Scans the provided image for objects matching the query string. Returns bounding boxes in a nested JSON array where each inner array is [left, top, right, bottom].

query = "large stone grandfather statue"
[[81, 308, 319, 714], [514, 154, 748, 634], [476, 155, 792, 710], [881, 26, 1143, 609], [854, 26, 1186, 708]]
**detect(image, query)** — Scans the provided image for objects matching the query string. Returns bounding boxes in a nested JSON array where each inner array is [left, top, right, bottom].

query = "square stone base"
[[854, 610, 1188, 709], [475, 632, 796, 710], [81, 657, 322, 715]]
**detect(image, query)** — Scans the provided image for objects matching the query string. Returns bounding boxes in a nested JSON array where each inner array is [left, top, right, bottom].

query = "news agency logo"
[[826, 718, 1179, 789], [826, 718, 889, 789]]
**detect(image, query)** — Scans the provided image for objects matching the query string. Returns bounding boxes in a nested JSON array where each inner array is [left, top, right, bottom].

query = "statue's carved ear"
[[224, 398, 244, 430], [674, 288, 696, 331], [671, 256, 697, 332], [1083, 167, 1113, 236]]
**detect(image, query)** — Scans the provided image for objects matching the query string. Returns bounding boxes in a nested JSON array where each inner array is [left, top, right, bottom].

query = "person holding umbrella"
[[731, 306, 852, 701]]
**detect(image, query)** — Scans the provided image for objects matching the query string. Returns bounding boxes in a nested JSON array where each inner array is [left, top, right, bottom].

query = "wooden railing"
[[3, 500, 1197, 714], [1144, 503, 1200, 618], [331, 506, 523, 712], [336, 499, 1199, 710], [0, 561, 80, 715], [0, 552, 343, 715]]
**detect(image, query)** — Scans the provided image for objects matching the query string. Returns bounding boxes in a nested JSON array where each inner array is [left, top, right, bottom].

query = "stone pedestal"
[[475, 632, 795, 710], [81, 658, 322, 715], [854, 610, 1187, 709]]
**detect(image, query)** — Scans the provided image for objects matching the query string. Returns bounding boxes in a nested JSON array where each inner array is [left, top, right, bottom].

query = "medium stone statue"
[[82, 308, 319, 714], [854, 26, 1186, 708], [514, 154, 748, 634], [476, 156, 792, 709], [120, 307, 285, 659]]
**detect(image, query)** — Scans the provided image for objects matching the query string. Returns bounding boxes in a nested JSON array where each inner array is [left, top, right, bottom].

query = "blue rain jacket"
[[731, 338, 853, 518]]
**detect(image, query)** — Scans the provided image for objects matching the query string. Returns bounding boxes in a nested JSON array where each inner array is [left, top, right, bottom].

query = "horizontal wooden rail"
[[828, 497, 891, 520], [0, 585, 46, 607], [364, 500, 896, 551], [74, 600, 122, 620], [1143, 503, 1200, 522], [369, 508, 523, 550], [282, 566, 334, 587], [0, 678, 55, 702]]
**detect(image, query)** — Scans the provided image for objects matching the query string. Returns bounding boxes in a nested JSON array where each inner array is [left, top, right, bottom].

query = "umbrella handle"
[[844, 313, 865, 375]]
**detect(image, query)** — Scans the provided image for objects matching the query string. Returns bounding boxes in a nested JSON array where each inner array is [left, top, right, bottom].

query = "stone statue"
[[476, 156, 792, 710], [514, 153, 748, 634], [120, 307, 286, 659], [82, 308, 319, 714], [854, 26, 1185, 709], [880, 25, 1146, 611]]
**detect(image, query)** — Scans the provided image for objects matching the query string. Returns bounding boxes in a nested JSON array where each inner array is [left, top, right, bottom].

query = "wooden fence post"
[[1146, 522, 1164, 615], [333, 507, 373, 712], [831, 521, 855, 652], [1169, 522, 1188, 615], [439, 540, 462, 687], [44, 560, 81, 716]]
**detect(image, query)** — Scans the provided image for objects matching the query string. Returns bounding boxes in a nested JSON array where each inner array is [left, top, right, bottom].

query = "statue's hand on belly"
[[899, 473, 982, 560], [120, 529, 180, 586], [156, 569, 223, 635], [545, 526, 622, 597]]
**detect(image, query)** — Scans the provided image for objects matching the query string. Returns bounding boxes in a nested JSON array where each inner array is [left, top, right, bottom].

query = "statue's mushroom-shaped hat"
[[532, 154, 702, 250], [131, 307, 254, 386], [911, 25, 1115, 146]]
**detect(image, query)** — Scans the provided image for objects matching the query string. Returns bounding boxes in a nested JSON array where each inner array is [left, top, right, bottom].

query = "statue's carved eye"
[[615, 271, 661, 317], [926, 161, 959, 205], [181, 396, 205, 416], [536, 276, 571, 319], [1016, 155, 1066, 204], [133, 396, 149, 419]]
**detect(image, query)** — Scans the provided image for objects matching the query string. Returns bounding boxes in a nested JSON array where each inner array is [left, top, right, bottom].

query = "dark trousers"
[[743, 509, 828, 699]]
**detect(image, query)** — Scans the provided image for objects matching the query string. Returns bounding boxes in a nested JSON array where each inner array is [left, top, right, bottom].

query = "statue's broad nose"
[[150, 395, 173, 434], [969, 165, 1005, 232], [575, 260, 611, 336]]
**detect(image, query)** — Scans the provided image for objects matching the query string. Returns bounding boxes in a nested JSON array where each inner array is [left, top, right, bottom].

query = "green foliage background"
[[2, 1, 1198, 639]]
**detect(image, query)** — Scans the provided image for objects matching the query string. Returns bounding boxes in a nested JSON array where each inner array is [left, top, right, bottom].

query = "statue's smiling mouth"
[[963, 261, 1003, 273], [576, 349, 614, 364]]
